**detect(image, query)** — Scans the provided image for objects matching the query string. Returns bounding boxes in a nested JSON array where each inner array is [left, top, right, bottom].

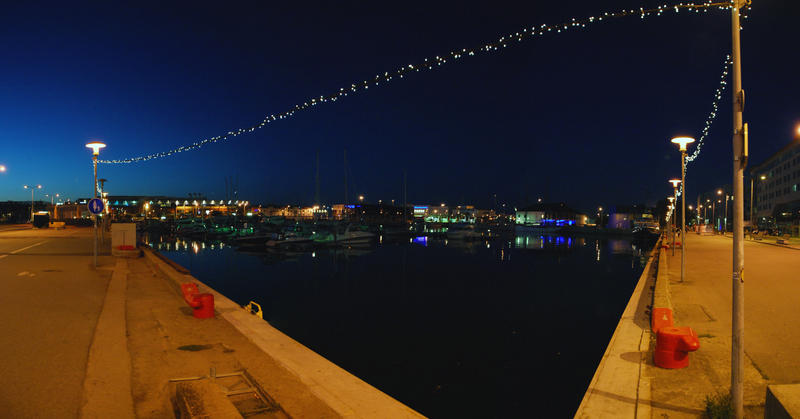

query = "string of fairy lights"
[[99, 0, 750, 164], [664, 50, 732, 224]]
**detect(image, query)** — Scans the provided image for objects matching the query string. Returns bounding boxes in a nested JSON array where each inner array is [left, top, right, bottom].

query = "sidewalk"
[[645, 233, 800, 417]]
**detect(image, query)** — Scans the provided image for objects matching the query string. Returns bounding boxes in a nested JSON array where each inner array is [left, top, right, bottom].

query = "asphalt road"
[[0, 227, 112, 418]]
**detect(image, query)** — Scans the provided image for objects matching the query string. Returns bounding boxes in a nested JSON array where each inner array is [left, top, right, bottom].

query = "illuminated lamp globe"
[[670, 136, 695, 152], [668, 179, 681, 188], [85, 141, 106, 156], [667, 196, 675, 203]]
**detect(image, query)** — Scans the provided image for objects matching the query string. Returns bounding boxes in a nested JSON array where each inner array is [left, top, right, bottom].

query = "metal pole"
[[725, 196, 729, 233], [93, 155, 98, 268], [730, 1, 746, 416], [697, 195, 701, 234], [30, 189, 34, 224], [681, 150, 686, 282], [749, 177, 754, 232]]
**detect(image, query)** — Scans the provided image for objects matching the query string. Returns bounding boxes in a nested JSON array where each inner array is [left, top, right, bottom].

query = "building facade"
[[750, 140, 800, 231]]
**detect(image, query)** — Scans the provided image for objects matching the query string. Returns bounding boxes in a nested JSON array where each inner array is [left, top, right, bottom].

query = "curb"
[[651, 247, 673, 332]]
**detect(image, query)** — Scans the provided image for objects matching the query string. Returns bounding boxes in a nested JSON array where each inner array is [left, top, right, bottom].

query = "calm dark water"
[[155, 234, 653, 418]]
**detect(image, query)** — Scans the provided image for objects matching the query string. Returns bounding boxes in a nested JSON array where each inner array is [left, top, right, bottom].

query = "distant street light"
[[671, 136, 694, 283], [23, 184, 42, 224], [0, 165, 6, 172], [85, 141, 106, 268]]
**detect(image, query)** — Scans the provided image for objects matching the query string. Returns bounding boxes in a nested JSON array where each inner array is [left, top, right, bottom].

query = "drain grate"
[[170, 368, 288, 418]]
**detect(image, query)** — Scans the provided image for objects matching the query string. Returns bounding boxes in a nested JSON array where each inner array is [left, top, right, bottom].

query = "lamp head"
[[668, 179, 681, 188], [671, 136, 696, 152], [760, 175, 766, 180], [667, 196, 675, 203], [717, 189, 723, 195], [85, 141, 106, 156]]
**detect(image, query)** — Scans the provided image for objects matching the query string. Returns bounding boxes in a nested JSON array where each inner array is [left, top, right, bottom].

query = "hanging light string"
[[672, 53, 731, 202], [100, 1, 749, 164]]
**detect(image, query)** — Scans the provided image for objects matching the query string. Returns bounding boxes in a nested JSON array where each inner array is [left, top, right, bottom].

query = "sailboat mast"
[[315, 150, 320, 206]]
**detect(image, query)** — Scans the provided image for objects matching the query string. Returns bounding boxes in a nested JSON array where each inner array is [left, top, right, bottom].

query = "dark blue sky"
[[1, 1, 798, 211]]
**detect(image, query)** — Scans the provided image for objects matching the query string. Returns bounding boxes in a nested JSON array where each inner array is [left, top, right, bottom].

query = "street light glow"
[[668, 179, 681, 188], [670, 136, 696, 152], [0, 165, 6, 172], [85, 141, 106, 155]]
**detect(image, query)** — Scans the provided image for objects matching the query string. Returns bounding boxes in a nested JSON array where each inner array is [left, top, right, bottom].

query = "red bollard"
[[192, 293, 215, 319], [655, 326, 700, 369], [181, 283, 214, 319], [181, 283, 199, 300], [651, 307, 674, 333]]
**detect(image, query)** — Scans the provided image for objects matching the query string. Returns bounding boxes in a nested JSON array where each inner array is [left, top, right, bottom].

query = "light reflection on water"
[[150, 233, 654, 418]]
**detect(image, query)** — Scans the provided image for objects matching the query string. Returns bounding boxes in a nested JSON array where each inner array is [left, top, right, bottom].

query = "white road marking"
[[0, 241, 47, 260]]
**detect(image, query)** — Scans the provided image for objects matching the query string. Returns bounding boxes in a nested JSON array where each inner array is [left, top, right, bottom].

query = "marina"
[[147, 223, 656, 417]]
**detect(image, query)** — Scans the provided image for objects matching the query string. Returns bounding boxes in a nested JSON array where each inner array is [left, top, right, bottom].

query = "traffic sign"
[[87, 198, 105, 215]]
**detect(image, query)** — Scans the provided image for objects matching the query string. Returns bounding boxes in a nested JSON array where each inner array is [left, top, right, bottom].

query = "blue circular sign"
[[87, 198, 105, 215]]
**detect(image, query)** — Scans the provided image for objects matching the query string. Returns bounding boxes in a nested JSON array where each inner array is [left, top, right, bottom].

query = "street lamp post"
[[598, 207, 603, 228], [671, 137, 695, 283], [23, 184, 42, 224], [86, 141, 106, 268], [716, 189, 724, 233], [724, 194, 731, 233]]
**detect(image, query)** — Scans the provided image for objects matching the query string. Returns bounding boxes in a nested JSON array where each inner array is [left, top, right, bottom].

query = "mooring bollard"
[[181, 283, 215, 319], [654, 326, 700, 369]]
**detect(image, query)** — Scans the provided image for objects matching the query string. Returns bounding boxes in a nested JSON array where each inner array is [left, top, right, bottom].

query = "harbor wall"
[[574, 240, 660, 418], [142, 247, 425, 419]]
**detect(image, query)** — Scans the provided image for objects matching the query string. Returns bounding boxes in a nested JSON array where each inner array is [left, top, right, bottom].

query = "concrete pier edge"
[[141, 247, 425, 419], [575, 239, 660, 418]]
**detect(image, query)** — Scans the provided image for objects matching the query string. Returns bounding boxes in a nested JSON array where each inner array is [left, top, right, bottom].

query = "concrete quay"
[[0, 226, 423, 418], [578, 232, 800, 418]]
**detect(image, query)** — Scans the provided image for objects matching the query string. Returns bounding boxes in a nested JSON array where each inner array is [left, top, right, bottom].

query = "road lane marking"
[[0, 241, 47, 259]]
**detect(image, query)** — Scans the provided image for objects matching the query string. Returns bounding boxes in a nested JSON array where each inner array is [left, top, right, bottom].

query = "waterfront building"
[[750, 139, 800, 233], [515, 203, 581, 227], [606, 205, 656, 230]]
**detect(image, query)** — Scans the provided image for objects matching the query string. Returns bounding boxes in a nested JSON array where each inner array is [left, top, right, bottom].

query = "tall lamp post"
[[671, 136, 695, 283], [716, 189, 724, 233], [86, 141, 106, 268], [23, 184, 42, 224]]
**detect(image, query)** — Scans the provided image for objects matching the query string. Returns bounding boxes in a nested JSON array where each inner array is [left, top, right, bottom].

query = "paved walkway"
[[0, 225, 419, 418], [646, 233, 800, 417]]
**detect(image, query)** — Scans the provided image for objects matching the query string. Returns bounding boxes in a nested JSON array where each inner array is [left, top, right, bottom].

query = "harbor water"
[[154, 233, 654, 417]]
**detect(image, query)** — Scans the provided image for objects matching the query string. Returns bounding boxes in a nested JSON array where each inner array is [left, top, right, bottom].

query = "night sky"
[[1, 1, 798, 211]]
